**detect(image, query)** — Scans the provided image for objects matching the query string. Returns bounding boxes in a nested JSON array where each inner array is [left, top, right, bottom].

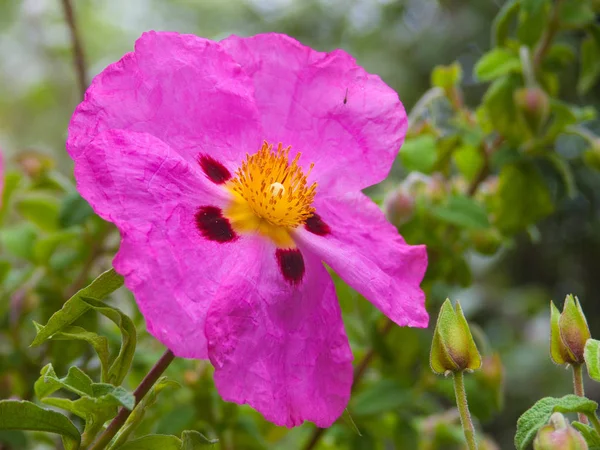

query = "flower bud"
[[514, 87, 550, 135], [383, 186, 415, 226], [534, 413, 588, 450], [430, 299, 481, 375], [550, 295, 591, 365]]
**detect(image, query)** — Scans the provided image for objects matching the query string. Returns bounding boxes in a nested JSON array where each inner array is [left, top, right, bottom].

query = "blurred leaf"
[[515, 395, 598, 450], [474, 49, 521, 82], [517, 0, 550, 46], [431, 62, 462, 89], [431, 195, 490, 230], [351, 380, 411, 416], [544, 43, 576, 70], [572, 422, 600, 449], [181, 430, 219, 447], [0, 171, 23, 224], [33, 229, 80, 265], [546, 153, 577, 198], [34, 323, 110, 382], [578, 34, 600, 95], [80, 297, 136, 385], [31, 268, 124, 346], [0, 400, 80, 450], [15, 194, 60, 232], [115, 435, 182, 450], [559, 0, 595, 28], [585, 339, 600, 382], [482, 75, 524, 142], [400, 136, 437, 174], [59, 191, 95, 228], [453, 145, 484, 182], [493, 0, 519, 46], [0, 224, 38, 260], [111, 377, 180, 449], [493, 163, 554, 234]]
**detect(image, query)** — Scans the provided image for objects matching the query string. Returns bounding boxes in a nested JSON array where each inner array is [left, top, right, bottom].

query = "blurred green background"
[[2, 0, 600, 449]]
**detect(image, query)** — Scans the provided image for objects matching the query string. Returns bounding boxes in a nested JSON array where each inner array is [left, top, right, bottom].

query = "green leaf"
[[431, 62, 462, 89], [110, 377, 180, 449], [34, 364, 94, 400], [32, 230, 81, 265], [31, 268, 124, 346], [578, 35, 600, 95], [181, 430, 219, 447], [492, 0, 519, 46], [0, 171, 23, 224], [474, 49, 521, 82], [400, 136, 437, 174], [517, 0, 550, 46], [15, 194, 60, 232], [33, 324, 110, 382], [430, 195, 490, 230], [585, 339, 600, 382], [0, 224, 38, 260], [453, 145, 484, 182], [482, 75, 525, 143], [0, 400, 81, 450], [493, 163, 554, 235], [572, 422, 600, 450], [559, 0, 595, 28], [59, 191, 95, 228], [351, 380, 411, 416], [515, 395, 598, 450], [115, 435, 182, 450], [80, 297, 137, 385]]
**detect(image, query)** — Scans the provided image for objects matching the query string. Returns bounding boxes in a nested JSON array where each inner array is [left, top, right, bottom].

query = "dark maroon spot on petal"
[[198, 154, 231, 184], [195, 206, 237, 243], [276, 248, 305, 285], [305, 213, 330, 236]]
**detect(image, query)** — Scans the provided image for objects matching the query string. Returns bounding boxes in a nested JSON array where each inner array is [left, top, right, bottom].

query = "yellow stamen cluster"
[[228, 142, 317, 228]]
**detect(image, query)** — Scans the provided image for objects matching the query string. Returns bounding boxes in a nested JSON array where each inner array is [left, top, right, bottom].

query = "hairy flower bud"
[[534, 413, 588, 450], [514, 87, 550, 135], [430, 299, 481, 375], [550, 295, 591, 365]]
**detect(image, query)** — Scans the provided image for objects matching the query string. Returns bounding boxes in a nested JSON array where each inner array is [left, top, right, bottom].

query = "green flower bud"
[[550, 295, 591, 365], [534, 413, 588, 450], [430, 299, 481, 375], [383, 186, 415, 226], [514, 87, 550, 135]]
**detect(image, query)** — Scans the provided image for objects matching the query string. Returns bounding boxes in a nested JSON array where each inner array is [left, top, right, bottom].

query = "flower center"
[[225, 142, 317, 247]]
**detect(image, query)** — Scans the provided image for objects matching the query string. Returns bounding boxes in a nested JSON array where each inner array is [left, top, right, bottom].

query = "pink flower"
[[67, 32, 428, 428]]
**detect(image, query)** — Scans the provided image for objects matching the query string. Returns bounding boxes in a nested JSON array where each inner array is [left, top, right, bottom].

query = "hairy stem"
[[88, 350, 176, 450], [573, 364, 588, 425], [587, 412, 600, 434], [454, 371, 478, 450], [60, 0, 88, 99]]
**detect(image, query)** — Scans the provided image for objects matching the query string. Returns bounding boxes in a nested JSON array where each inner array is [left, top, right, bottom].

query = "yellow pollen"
[[227, 142, 317, 230]]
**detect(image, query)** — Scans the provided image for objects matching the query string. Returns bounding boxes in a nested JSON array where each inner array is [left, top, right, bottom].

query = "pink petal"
[[220, 33, 407, 195], [75, 129, 251, 359], [296, 192, 429, 328], [68, 31, 262, 170], [206, 242, 353, 428]]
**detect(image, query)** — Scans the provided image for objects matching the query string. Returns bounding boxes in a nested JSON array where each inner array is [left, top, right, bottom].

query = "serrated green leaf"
[[114, 435, 182, 450], [585, 339, 600, 382], [31, 268, 124, 346], [34, 324, 110, 382], [474, 49, 521, 82], [15, 194, 60, 232], [572, 422, 600, 449], [431, 195, 490, 230], [493, 163, 554, 235], [493, 0, 519, 46], [400, 136, 437, 174], [110, 377, 180, 449], [515, 395, 598, 450], [181, 430, 219, 448], [80, 297, 137, 385], [59, 191, 95, 228], [0, 400, 81, 450]]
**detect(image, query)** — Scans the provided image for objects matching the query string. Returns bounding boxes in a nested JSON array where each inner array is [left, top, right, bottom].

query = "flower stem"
[[59, 0, 88, 100], [453, 371, 478, 450], [573, 364, 589, 425], [88, 349, 175, 450]]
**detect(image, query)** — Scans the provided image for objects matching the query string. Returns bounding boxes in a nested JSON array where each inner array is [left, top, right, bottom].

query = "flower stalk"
[[88, 349, 176, 450], [572, 364, 588, 425], [454, 371, 478, 450]]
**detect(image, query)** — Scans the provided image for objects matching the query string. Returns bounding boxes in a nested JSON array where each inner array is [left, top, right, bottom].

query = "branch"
[[60, 0, 88, 100]]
